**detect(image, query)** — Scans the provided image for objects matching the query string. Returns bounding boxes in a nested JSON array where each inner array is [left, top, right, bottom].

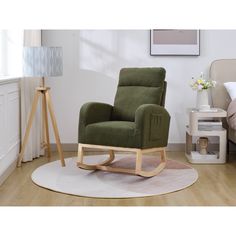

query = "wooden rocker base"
[[77, 143, 166, 178]]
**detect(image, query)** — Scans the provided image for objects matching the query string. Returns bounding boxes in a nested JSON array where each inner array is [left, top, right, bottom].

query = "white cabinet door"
[[0, 88, 6, 159], [0, 80, 20, 184], [6, 86, 20, 153]]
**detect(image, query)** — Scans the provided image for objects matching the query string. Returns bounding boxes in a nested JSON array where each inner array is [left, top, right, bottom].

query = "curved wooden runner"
[[77, 143, 166, 177]]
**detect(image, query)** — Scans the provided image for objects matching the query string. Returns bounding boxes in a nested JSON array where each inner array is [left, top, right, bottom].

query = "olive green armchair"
[[77, 67, 171, 177]]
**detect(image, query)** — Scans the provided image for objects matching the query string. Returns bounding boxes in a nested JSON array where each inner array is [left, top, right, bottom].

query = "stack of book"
[[198, 119, 222, 131], [191, 151, 218, 160]]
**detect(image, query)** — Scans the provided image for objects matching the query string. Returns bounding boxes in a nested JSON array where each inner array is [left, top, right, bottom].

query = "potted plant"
[[190, 73, 216, 110]]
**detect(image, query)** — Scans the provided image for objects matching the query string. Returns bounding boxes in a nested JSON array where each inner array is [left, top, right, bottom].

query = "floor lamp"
[[17, 46, 65, 167]]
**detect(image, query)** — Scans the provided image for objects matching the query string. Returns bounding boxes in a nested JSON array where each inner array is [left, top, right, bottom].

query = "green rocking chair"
[[77, 67, 170, 177]]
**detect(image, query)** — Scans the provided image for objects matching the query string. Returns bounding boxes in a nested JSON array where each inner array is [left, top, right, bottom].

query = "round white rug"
[[31, 155, 198, 198]]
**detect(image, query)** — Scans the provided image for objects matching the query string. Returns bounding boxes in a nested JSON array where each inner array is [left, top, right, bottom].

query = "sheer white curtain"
[[0, 30, 23, 77], [20, 30, 43, 162]]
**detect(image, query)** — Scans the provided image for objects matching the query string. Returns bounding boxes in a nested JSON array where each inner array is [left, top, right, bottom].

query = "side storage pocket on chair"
[[149, 113, 163, 141]]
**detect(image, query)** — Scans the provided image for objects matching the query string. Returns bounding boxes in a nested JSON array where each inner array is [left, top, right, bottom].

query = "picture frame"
[[150, 29, 200, 56]]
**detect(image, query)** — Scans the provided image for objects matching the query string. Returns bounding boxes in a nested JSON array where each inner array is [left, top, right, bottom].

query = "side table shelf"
[[185, 108, 227, 164]]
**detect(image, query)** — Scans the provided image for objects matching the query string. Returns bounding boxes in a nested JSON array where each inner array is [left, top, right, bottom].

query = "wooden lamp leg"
[[42, 92, 51, 160], [18, 87, 65, 167], [41, 94, 46, 148], [17, 90, 41, 167], [45, 90, 65, 167]]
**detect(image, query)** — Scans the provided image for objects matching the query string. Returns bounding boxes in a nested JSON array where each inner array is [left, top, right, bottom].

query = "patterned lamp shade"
[[23, 46, 63, 77]]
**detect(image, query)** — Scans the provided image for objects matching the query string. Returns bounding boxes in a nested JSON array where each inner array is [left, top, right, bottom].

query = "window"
[[0, 30, 23, 77]]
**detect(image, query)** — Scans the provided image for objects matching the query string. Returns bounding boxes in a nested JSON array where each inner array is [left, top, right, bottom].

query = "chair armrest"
[[79, 102, 113, 143], [135, 104, 171, 148], [79, 102, 113, 126]]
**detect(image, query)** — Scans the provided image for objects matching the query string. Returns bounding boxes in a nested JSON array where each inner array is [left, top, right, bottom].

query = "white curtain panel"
[[20, 30, 43, 162]]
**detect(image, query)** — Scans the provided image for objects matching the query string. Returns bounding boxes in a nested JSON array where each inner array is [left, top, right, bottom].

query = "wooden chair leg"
[[105, 150, 115, 165], [109, 150, 114, 159], [135, 150, 142, 175], [160, 148, 166, 162], [78, 144, 84, 164]]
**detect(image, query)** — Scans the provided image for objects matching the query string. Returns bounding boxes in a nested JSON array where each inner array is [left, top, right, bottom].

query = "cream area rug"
[[31, 154, 198, 198]]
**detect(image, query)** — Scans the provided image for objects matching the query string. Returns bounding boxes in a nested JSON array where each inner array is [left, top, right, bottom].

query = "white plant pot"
[[196, 89, 210, 110]]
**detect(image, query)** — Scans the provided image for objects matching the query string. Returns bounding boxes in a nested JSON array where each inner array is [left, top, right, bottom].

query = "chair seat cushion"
[[84, 121, 141, 148]]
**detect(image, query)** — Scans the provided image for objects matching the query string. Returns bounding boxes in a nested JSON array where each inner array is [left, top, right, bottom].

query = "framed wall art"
[[150, 29, 200, 56]]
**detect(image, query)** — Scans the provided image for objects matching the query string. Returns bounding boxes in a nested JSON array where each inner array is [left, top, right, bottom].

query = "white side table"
[[185, 108, 227, 164]]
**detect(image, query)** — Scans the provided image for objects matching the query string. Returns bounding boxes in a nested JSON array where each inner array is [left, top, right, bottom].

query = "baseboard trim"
[[166, 143, 185, 151], [0, 159, 17, 186], [50, 143, 186, 152]]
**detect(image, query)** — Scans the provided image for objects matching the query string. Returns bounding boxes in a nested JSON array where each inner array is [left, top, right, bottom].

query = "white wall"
[[42, 30, 236, 144]]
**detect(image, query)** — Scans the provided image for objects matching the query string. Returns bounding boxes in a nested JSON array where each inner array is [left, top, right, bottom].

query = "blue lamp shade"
[[23, 46, 63, 77]]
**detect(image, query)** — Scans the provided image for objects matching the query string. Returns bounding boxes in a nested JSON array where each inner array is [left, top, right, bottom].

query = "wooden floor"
[[0, 151, 236, 206]]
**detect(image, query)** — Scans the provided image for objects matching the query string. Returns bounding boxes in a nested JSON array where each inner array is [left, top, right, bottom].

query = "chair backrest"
[[210, 59, 236, 110], [112, 67, 166, 121]]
